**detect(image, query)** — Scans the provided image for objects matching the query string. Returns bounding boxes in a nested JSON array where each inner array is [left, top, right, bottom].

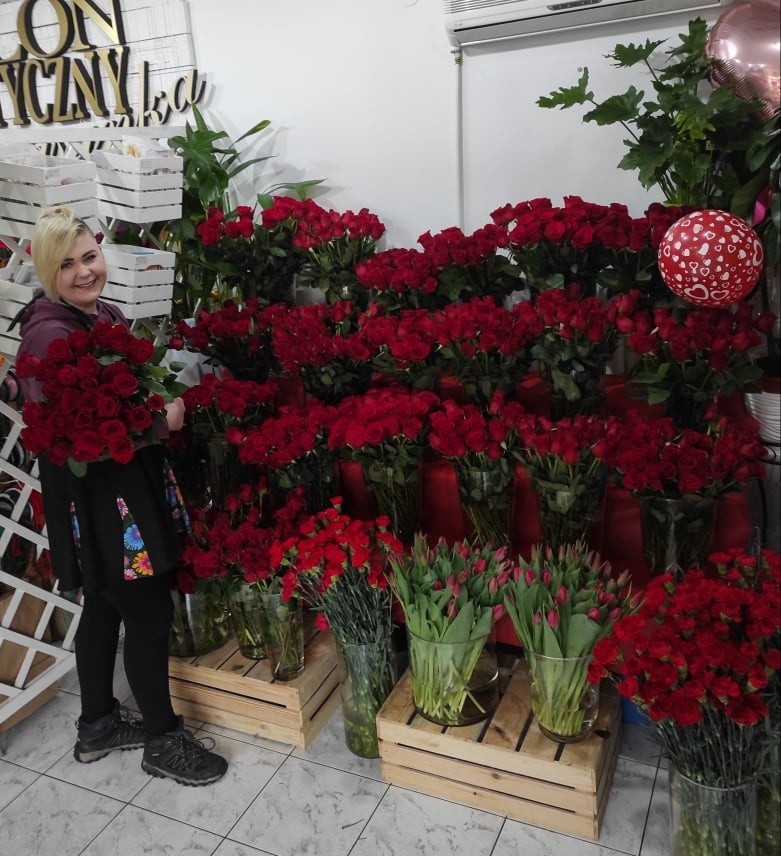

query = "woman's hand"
[[165, 397, 185, 432]]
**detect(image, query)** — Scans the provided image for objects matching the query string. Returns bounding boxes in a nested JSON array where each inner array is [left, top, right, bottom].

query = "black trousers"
[[75, 573, 177, 736]]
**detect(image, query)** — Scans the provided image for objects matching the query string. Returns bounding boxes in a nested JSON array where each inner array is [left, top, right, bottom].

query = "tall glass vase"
[[669, 764, 757, 856], [337, 633, 397, 758], [362, 461, 421, 545], [206, 433, 246, 511], [228, 581, 267, 660], [407, 628, 499, 726], [526, 651, 600, 743], [169, 580, 231, 657], [532, 479, 605, 552], [637, 493, 716, 577], [258, 591, 305, 681], [456, 465, 514, 549]]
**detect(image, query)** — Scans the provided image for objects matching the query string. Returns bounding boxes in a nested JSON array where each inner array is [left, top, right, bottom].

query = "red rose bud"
[[524, 568, 536, 587], [588, 607, 601, 621], [533, 610, 542, 625], [547, 609, 560, 629], [556, 584, 569, 604]]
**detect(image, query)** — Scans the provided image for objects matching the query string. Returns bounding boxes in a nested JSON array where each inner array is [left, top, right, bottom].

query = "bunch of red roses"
[[177, 480, 308, 594], [595, 413, 765, 498], [591, 560, 781, 787], [612, 294, 774, 427], [181, 372, 277, 437], [16, 322, 183, 475], [327, 386, 441, 541], [229, 399, 336, 513], [356, 305, 441, 389], [194, 205, 299, 304], [354, 247, 439, 311], [417, 223, 520, 305], [531, 283, 623, 408], [270, 302, 373, 403], [428, 393, 525, 546], [433, 296, 542, 411], [491, 196, 694, 296], [170, 298, 286, 381], [281, 198, 385, 304]]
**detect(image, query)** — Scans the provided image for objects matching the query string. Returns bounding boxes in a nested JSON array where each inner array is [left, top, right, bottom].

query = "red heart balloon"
[[657, 210, 764, 307]]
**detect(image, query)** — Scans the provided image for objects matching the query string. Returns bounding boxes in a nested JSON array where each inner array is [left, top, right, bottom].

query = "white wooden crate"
[[0, 275, 38, 360], [101, 244, 175, 319], [0, 155, 97, 240], [92, 151, 183, 224]]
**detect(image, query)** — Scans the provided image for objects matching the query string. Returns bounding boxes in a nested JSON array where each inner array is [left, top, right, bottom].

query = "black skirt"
[[38, 444, 183, 594]]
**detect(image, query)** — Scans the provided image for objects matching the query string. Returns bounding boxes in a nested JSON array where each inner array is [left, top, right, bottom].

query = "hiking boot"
[[74, 700, 145, 763], [141, 717, 228, 786]]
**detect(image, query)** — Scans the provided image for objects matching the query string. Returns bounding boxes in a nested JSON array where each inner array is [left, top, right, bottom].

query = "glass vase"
[[757, 715, 780, 856], [540, 362, 607, 420], [456, 465, 514, 549], [228, 581, 267, 660], [526, 651, 600, 743], [337, 634, 397, 758], [669, 764, 757, 856], [637, 493, 716, 578], [533, 479, 605, 552], [206, 433, 246, 512], [407, 628, 499, 726], [258, 592, 305, 681], [169, 581, 231, 657], [362, 461, 421, 545]]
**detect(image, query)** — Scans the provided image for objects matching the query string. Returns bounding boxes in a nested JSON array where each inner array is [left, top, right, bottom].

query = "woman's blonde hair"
[[31, 206, 95, 301]]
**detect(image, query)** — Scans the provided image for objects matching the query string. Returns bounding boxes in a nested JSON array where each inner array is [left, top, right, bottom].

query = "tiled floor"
[[0, 644, 672, 856]]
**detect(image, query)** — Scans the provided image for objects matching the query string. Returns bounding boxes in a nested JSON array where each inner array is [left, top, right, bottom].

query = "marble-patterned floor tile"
[[493, 818, 631, 856], [0, 758, 39, 810], [199, 720, 295, 756], [0, 691, 80, 772], [350, 786, 504, 856], [598, 757, 658, 855], [229, 755, 387, 856], [640, 767, 670, 856], [619, 723, 661, 768], [0, 774, 123, 856], [214, 841, 274, 856], [132, 731, 285, 836], [292, 706, 384, 780], [80, 804, 222, 856], [47, 739, 150, 801]]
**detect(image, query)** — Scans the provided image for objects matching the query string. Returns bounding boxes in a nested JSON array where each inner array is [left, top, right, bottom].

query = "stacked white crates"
[[0, 153, 98, 359]]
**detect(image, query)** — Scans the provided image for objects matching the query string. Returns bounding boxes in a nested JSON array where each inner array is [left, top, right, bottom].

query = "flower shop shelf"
[[168, 628, 341, 748], [376, 658, 622, 841]]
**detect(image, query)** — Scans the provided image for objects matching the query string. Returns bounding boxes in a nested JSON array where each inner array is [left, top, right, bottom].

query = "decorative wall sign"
[[0, 0, 207, 129]]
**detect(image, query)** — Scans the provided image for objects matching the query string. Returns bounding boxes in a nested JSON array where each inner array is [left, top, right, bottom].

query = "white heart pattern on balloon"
[[657, 210, 764, 307]]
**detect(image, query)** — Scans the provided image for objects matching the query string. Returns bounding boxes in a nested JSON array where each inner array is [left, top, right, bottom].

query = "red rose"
[[108, 437, 135, 465], [110, 372, 139, 397]]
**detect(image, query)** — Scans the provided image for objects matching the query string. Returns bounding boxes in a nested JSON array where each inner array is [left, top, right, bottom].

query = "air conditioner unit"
[[444, 0, 725, 46]]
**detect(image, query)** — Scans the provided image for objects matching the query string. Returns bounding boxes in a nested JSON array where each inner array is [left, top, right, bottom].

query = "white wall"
[[187, 2, 720, 246]]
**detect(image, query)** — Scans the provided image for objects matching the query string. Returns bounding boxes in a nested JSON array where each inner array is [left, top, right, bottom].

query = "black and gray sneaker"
[[74, 700, 145, 763], [141, 717, 228, 786]]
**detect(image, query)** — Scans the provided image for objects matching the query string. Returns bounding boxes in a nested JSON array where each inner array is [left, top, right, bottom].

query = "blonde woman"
[[14, 206, 227, 786]]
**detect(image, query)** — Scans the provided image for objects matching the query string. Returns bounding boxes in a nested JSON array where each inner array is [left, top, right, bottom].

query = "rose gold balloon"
[[706, 0, 781, 119]]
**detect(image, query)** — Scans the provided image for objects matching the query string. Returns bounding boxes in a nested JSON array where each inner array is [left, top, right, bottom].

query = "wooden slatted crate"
[[168, 627, 342, 748], [376, 658, 622, 841]]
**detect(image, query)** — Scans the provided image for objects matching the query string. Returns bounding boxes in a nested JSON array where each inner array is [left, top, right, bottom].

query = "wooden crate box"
[[0, 154, 97, 239], [101, 244, 175, 320], [168, 627, 342, 748], [92, 151, 183, 224], [376, 658, 622, 841]]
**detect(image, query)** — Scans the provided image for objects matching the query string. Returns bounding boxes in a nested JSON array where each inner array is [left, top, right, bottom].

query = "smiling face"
[[55, 231, 107, 314]]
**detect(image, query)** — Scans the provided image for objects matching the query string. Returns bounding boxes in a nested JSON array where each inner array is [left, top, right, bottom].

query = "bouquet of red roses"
[[16, 321, 185, 476]]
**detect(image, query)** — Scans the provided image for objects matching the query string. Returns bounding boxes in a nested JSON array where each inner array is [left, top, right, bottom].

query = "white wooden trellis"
[[0, 125, 183, 734]]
